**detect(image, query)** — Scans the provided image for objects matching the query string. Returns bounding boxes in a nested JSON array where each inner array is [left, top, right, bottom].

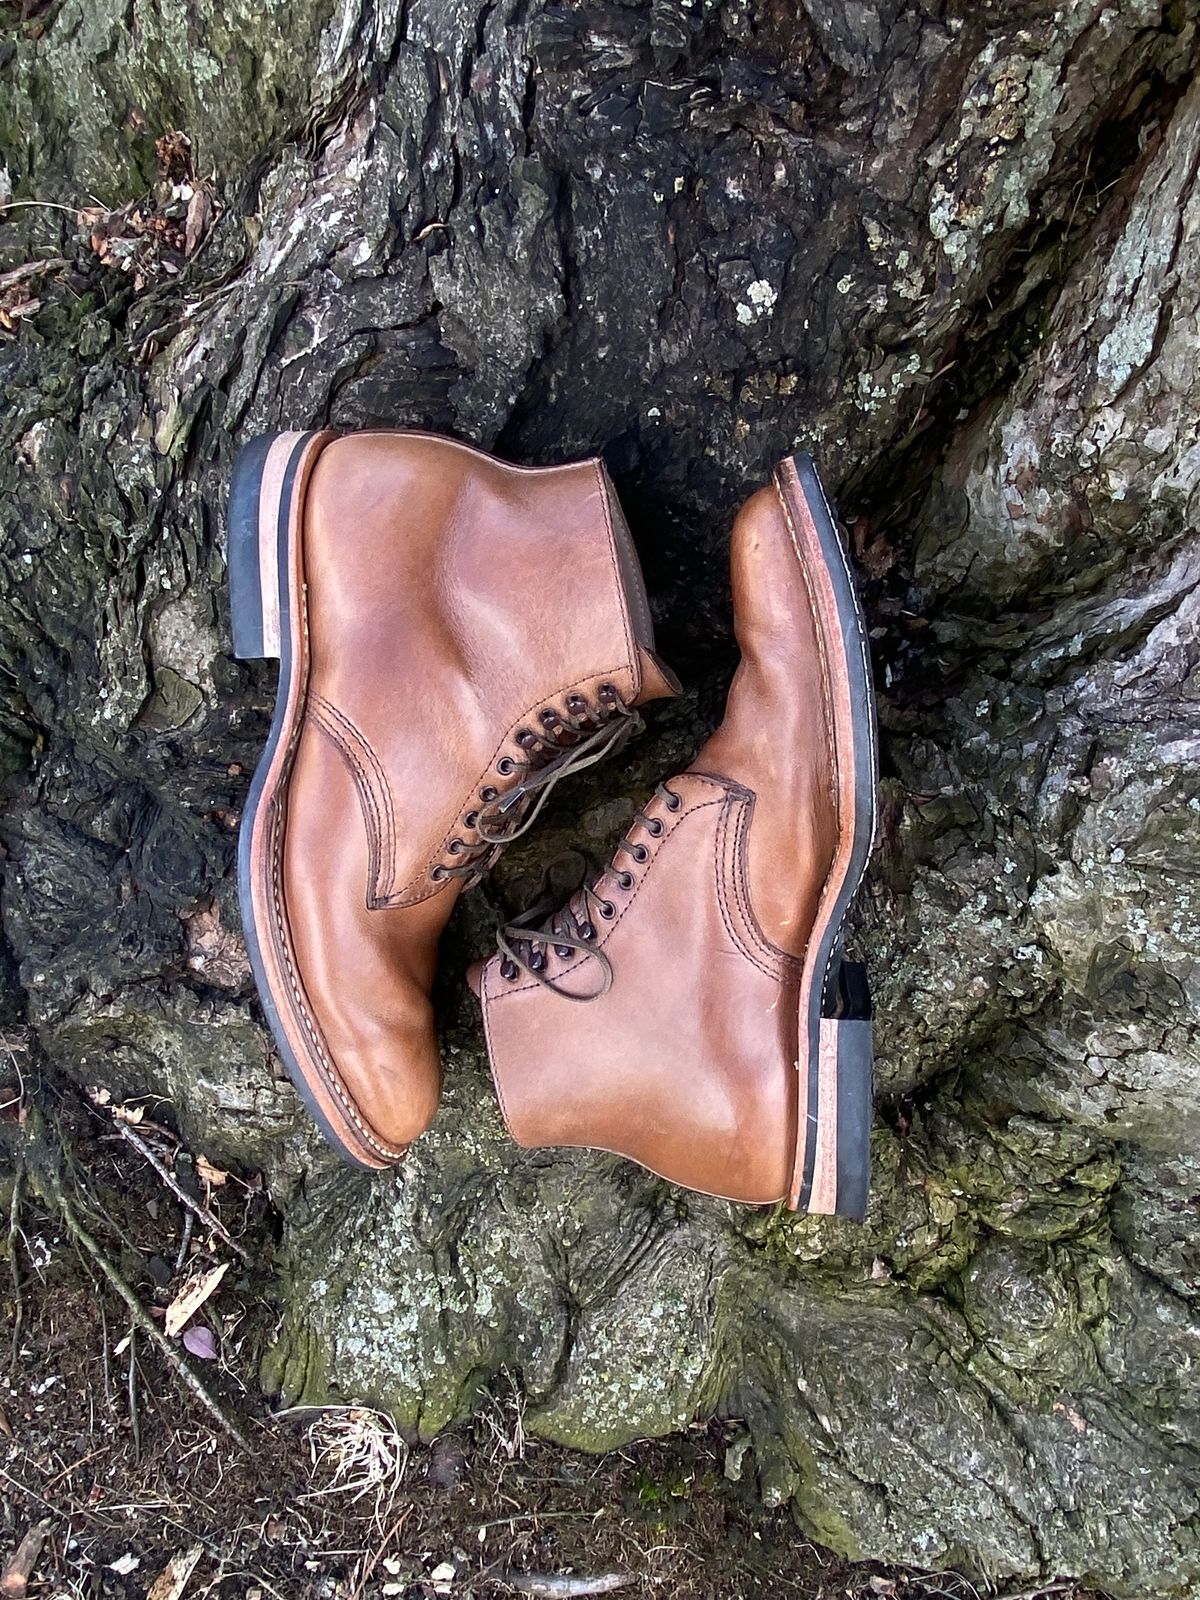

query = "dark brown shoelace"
[[495, 781, 684, 1000], [435, 690, 643, 887]]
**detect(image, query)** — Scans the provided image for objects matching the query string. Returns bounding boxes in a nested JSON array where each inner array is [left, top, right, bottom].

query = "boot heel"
[[228, 431, 316, 660]]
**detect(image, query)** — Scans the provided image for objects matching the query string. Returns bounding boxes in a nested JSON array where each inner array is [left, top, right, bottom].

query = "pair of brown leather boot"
[[229, 432, 876, 1216]]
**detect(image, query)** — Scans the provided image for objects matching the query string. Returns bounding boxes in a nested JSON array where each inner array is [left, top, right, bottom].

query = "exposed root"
[[300, 1405, 409, 1522]]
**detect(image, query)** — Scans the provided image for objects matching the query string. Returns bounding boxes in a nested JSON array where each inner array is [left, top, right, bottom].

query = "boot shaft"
[[301, 432, 676, 904]]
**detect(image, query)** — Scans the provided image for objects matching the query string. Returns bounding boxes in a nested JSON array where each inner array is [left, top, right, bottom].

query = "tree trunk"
[[2, 0, 1199, 1591]]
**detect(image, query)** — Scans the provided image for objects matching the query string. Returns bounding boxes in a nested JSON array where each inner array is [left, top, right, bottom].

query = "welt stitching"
[[263, 454, 406, 1161], [311, 694, 395, 889], [391, 664, 633, 903], [268, 745, 406, 1162], [491, 784, 730, 997], [776, 479, 838, 816], [712, 800, 780, 982], [268, 787, 409, 1152], [309, 705, 385, 905], [776, 465, 866, 1015]]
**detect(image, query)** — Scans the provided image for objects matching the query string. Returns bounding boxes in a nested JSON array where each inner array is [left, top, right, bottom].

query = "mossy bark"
[[2, 1, 1200, 1592]]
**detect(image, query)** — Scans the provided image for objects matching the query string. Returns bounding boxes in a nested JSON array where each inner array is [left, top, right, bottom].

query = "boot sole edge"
[[231, 429, 400, 1172], [776, 453, 877, 1223]]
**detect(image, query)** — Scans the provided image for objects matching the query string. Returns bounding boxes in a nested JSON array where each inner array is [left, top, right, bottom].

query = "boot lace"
[[494, 780, 684, 1000], [431, 684, 642, 888]]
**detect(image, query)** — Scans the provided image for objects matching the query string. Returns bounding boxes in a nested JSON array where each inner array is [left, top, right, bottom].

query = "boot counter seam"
[[592, 458, 638, 685]]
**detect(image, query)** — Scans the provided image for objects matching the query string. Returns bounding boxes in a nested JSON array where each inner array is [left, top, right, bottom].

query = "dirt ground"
[[0, 1069, 1096, 1600]]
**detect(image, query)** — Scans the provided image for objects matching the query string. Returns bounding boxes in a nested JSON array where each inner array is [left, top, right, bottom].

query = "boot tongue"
[[634, 645, 682, 704], [466, 957, 484, 998]]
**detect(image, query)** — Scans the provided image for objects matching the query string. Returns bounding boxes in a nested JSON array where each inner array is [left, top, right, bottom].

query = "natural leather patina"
[[473, 457, 876, 1213], [239, 431, 678, 1167]]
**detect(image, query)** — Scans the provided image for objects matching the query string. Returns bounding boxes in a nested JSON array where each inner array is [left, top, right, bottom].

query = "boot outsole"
[[776, 453, 878, 1222], [229, 429, 389, 1172]]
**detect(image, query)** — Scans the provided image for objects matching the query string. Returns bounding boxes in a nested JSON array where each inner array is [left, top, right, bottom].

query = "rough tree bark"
[[1, 0, 1199, 1592]]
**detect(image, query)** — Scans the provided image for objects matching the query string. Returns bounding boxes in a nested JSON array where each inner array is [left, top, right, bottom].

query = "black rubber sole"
[[229, 431, 379, 1172], [788, 452, 877, 1222], [227, 433, 276, 659]]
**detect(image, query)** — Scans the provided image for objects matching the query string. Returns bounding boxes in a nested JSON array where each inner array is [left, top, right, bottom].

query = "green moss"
[[0, 0, 342, 203]]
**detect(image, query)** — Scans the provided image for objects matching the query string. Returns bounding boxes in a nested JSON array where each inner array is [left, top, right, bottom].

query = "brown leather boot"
[[472, 455, 876, 1216], [229, 430, 678, 1168]]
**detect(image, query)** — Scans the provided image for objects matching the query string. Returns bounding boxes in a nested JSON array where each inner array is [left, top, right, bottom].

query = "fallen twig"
[[0, 1518, 52, 1598], [7, 1167, 24, 1374], [501, 1576, 634, 1597], [0, 259, 68, 292], [127, 1326, 141, 1463], [111, 1121, 249, 1262], [174, 1208, 194, 1274], [989, 1585, 1077, 1600], [347, 1506, 410, 1600], [46, 1175, 250, 1452]]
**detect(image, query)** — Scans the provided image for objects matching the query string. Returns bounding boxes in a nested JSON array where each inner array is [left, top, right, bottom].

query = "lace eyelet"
[[665, 789, 682, 812], [501, 958, 518, 981], [431, 865, 448, 881], [555, 944, 573, 959], [599, 682, 617, 701], [580, 921, 596, 941], [540, 709, 559, 727], [529, 950, 546, 973], [448, 839, 465, 854], [617, 871, 634, 890], [464, 810, 479, 829], [516, 729, 535, 748], [599, 901, 615, 920], [480, 786, 498, 803], [496, 757, 516, 776], [631, 843, 649, 863], [647, 818, 664, 837], [566, 693, 586, 714]]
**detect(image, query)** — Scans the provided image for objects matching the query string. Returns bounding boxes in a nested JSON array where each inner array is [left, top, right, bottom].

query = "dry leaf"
[[147, 1545, 202, 1600], [195, 1154, 229, 1188], [112, 1103, 144, 1125], [183, 187, 213, 257], [155, 130, 194, 184], [1053, 1401, 1087, 1435], [182, 902, 250, 989], [108, 1553, 140, 1577], [165, 1262, 229, 1337], [182, 1325, 217, 1360]]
